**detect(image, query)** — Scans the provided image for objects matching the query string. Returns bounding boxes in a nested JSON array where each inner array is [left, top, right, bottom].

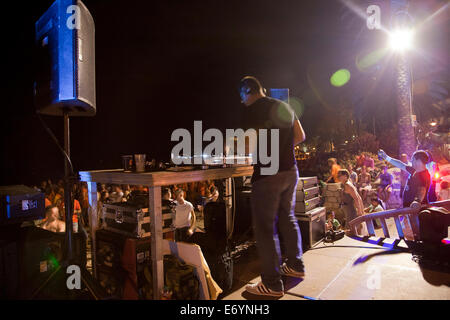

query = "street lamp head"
[[389, 29, 414, 52]]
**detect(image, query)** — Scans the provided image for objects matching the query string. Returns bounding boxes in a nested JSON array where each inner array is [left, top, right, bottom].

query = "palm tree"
[[340, 0, 449, 158]]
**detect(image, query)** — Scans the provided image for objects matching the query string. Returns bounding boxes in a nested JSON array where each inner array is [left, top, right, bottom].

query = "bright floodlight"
[[389, 29, 414, 51]]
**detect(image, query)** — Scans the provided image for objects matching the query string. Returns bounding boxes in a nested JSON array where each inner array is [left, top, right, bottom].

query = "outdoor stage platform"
[[224, 236, 450, 300]]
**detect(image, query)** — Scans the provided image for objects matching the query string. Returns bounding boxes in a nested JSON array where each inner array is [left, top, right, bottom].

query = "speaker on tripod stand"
[[32, 0, 103, 299]]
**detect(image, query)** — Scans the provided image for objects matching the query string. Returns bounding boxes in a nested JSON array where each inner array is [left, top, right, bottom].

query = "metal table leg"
[[149, 186, 163, 300], [87, 182, 98, 277], [224, 177, 233, 239]]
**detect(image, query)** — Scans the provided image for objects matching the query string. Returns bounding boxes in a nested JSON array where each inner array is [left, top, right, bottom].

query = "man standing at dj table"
[[239, 76, 306, 297]]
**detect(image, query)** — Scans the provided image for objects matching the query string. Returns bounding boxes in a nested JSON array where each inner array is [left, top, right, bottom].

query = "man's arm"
[[293, 119, 306, 146], [188, 209, 196, 235], [378, 150, 407, 171]]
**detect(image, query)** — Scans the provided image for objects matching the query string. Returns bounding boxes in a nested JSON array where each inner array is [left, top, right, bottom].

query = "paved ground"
[[223, 236, 450, 300]]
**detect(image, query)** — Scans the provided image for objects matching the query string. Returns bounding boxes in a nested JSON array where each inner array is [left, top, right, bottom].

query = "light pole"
[[389, 0, 416, 159]]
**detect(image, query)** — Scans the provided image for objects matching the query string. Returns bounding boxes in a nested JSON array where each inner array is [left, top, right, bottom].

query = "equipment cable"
[[37, 113, 75, 175]]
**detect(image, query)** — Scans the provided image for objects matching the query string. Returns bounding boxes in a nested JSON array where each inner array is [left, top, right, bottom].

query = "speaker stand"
[[30, 111, 105, 299]]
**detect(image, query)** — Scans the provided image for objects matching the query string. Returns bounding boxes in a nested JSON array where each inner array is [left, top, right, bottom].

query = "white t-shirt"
[[109, 191, 124, 203], [174, 200, 193, 229]]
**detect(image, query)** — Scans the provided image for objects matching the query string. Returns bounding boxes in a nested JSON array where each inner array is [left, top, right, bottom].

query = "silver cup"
[[134, 154, 146, 172]]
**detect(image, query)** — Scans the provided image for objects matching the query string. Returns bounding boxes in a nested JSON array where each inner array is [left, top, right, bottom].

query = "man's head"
[[328, 158, 337, 167], [337, 169, 350, 183], [239, 76, 266, 106], [411, 150, 429, 171], [45, 205, 59, 220], [162, 187, 172, 200], [400, 153, 408, 163], [370, 197, 380, 207], [327, 211, 336, 220], [174, 189, 185, 201], [361, 165, 367, 173]]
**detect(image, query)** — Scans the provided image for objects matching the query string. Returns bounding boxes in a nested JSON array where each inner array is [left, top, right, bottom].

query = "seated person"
[[172, 189, 196, 242], [206, 181, 219, 203], [363, 153, 375, 171], [365, 197, 384, 213], [358, 166, 372, 201], [356, 153, 365, 169], [377, 165, 393, 204], [348, 164, 358, 186], [365, 197, 384, 229], [41, 205, 66, 233], [326, 211, 341, 232]]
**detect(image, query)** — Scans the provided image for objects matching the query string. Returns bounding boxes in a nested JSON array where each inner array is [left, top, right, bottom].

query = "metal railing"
[[348, 200, 450, 241]]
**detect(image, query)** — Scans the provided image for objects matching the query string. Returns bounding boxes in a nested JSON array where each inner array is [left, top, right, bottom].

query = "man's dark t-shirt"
[[402, 166, 430, 207], [241, 97, 298, 183]]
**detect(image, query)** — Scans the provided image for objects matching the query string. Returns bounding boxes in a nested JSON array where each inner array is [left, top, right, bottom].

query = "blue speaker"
[[34, 0, 95, 116]]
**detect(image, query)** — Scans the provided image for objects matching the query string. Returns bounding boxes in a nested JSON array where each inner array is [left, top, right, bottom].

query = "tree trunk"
[[395, 53, 416, 158]]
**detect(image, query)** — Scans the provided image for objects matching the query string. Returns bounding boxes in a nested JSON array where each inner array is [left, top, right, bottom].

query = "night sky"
[[1, 0, 447, 186]]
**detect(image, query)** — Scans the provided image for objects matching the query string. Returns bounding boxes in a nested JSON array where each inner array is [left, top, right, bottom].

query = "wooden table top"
[[79, 165, 254, 187]]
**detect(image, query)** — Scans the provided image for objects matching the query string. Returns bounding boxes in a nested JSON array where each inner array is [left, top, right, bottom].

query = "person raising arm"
[[378, 150, 407, 171], [378, 149, 430, 207]]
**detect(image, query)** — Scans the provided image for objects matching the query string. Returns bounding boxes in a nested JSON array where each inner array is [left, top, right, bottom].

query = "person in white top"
[[438, 181, 450, 201], [109, 185, 124, 203], [173, 189, 196, 242]]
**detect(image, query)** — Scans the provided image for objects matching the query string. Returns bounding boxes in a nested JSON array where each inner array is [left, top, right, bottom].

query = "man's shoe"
[[280, 263, 305, 278], [245, 281, 284, 297]]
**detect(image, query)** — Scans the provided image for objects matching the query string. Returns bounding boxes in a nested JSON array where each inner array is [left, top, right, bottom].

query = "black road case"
[[102, 203, 173, 238], [296, 206, 326, 250], [102, 203, 151, 238]]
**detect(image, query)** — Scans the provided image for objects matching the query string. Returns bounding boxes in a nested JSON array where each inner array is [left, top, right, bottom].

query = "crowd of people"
[[31, 179, 90, 234], [31, 178, 220, 241], [325, 150, 450, 234]]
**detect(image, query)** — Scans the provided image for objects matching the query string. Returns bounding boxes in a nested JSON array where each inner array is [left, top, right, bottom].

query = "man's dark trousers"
[[250, 165, 304, 292]]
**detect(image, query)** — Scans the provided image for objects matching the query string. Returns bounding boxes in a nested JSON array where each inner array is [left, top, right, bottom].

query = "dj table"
[[79, 165, 253, 299]]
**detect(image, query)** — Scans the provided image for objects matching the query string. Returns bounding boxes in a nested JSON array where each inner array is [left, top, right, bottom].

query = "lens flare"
[[290, 97, 305, 118], [356, 48, 388, 72], [330, 69, 351, 87]]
